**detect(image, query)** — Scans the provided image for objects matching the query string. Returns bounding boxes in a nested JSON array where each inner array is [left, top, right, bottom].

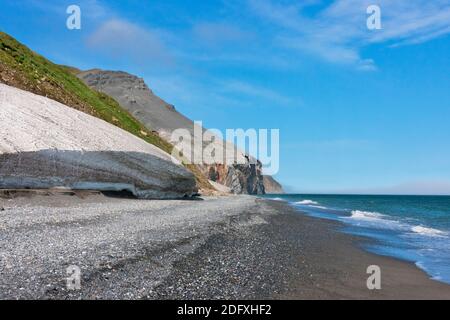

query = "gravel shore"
[[0, 193, 276, 299], [1, 193, 449, 299]]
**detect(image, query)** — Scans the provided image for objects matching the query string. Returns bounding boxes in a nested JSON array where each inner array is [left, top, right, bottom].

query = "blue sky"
[[1, 0, 450, 194]]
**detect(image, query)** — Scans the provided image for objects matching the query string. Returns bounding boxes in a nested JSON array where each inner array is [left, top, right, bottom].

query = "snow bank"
[[0, 83, 196, 199]]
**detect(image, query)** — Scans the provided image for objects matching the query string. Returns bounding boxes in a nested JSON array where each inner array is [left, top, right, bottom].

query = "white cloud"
[[146, 75, 254, 111], [147, 75, 296, 111], [248, 0, 450, 70], [29, 0, 108, 19], [390, 25, 450, 48], [357, 59, 377, 71], [86, 19, 173, 67], [218, 80, 295, 106]]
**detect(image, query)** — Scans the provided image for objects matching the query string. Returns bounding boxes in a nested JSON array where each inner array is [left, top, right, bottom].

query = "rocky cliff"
[[78, 70, 281, 195], [0, 83, 197, 199], [263, 175, 285, 194]]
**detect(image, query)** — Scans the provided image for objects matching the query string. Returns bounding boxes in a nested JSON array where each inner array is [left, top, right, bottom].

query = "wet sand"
[[265, 200, 450, 300]]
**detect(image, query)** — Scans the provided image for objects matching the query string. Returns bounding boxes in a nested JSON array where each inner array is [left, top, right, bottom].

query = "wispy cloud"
[[148, 75, 296, 111], [248, 0, 450, 70], [218, 80, 296, 106], [81, 0, 450, 110], [28, 0, 108, 19], [389, 25, 450, 48], [86, 19, 174, 68]]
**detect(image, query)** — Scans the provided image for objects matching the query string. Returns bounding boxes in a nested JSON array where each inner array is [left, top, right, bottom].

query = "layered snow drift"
[[0, 83, 197, 199]]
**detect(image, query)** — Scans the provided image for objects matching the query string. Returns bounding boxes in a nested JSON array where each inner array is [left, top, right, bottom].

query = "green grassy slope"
[[0, 31, 212, 191], [0, 31, 173, 153]]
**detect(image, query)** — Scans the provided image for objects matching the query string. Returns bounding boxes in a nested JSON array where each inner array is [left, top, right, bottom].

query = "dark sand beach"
[[0, 192, 449, 300]]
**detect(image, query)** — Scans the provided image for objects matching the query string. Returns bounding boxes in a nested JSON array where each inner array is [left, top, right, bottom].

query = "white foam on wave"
[[270, 197, 285, 201], [345, 211, 448, 238], [349, 210, 386, 220], [295, 200, 319, 205], [309, 205, 328, 209], [411, 226, 446, 237], [342, 210, 408, 231]]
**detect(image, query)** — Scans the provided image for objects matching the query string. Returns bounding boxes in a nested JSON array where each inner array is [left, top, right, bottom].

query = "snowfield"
[[0, 83, 196, 199]]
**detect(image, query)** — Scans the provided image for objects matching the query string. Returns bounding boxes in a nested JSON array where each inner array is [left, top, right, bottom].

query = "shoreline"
[[265, 200, 450, 299], [0, 193, 449, 299]]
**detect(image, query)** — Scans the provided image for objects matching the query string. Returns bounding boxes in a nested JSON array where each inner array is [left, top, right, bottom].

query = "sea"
[[261, 194, 450, 284]]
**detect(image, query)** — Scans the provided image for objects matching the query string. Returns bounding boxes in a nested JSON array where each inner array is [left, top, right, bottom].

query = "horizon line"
[[271, 193, 450, 197]]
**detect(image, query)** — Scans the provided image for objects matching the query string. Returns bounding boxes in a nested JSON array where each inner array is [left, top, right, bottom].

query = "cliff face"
[[0, 83, 197, 199], [78, 70, 277, 195], [77, 70, 194, 137], [263, 175, 285, 194]]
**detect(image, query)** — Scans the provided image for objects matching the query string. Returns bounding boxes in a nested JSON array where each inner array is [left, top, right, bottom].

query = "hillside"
[[0, 83, 196, 198], [79, 70, 282, 194], [263, 176, 285, 194], [0, 31, 211, 191], [78, 70, 196, 137]]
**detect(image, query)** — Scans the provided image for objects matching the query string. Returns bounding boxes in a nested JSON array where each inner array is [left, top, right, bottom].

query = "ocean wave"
[[295, 200, 319, 205], [346, 211, 447, 238], [288, 196, 450, 284], [270, 197, 285, 201], [342, 210, 408, 231], [309, 205, 328, 209], [411, 226, 446, 237], [349, 210, 386, 220]]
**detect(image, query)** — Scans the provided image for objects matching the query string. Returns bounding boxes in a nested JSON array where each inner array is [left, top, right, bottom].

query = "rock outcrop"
[[263, 175, 285, 194], [0, 83, 197, 199], [78, 70, 281, 195]]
